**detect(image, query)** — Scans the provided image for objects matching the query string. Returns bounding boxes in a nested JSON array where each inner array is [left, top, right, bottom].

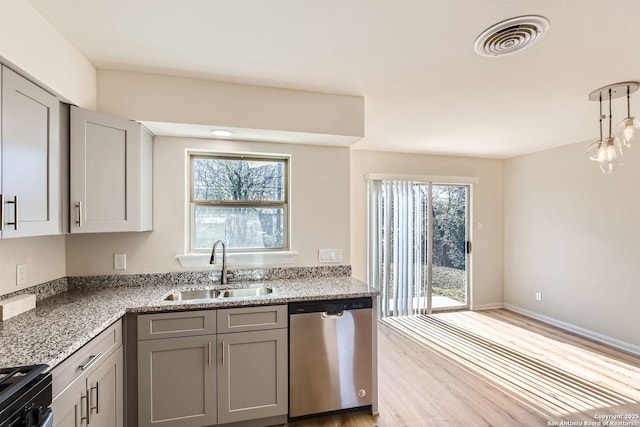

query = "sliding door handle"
[[466, 241, 472, 254]]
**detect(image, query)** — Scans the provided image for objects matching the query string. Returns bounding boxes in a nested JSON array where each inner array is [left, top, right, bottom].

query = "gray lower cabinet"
[[51, 374, 85, 426], [136, 306, 287, 427], [51, 320, 123, 427], [86, 348, 124, 427], [217, 329, 288, 424], [137, 335, 216, 427], [51, 347, 123, 427]]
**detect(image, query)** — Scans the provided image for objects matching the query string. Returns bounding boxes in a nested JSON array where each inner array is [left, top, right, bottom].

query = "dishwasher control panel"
[[288, 298, 372, 314]]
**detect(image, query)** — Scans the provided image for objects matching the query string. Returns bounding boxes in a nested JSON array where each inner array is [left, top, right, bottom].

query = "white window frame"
[[176, 152, 298, 267]]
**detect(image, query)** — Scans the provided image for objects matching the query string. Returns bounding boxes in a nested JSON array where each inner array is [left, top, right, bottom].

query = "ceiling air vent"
[[474, 15, 550, 57]]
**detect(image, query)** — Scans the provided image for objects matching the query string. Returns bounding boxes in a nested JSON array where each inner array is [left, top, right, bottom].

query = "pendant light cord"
[[609, 88, 613, 139], [627, 85, 631, 119], [599, 93, 603, 142]]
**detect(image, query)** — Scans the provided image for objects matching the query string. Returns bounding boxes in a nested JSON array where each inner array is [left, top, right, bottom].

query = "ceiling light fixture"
[[586, 83, 639, 174], [210, 129, 233, 137]]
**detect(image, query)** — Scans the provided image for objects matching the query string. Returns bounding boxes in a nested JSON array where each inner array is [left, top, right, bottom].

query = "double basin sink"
[[164, 286, 272, 302]]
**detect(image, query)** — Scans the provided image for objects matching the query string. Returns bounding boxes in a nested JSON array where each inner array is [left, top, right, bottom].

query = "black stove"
[[0, 365, 52, 427]]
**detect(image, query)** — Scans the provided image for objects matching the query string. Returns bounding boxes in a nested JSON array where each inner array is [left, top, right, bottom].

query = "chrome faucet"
[[209, 240, 229, 285]]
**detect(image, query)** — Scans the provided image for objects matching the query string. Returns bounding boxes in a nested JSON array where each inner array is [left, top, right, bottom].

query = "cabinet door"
[[217, 329, 288, 424], [51, 376, 88, 427], [138, 335, 216, 427], [86, 347, 123, 427], [70, 106, 152, 233], [1, 66, 60, 238]]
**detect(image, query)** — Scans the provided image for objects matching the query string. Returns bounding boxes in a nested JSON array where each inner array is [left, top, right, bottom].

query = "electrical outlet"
[[318, 249, 342, 263], [16, 264, 27, 286], [535, 292, 542, 302], [114, 254, 127, 270]]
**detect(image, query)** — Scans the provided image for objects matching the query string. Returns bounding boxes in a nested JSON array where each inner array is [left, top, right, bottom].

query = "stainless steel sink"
[[164, 289, 219, 301], [218, 287, 272, 298], [164, 287, 272, 301]]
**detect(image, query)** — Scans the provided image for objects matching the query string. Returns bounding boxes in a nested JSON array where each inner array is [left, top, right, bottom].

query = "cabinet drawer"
[[217, 305, 287, 334], [51, 319, 122, 399], [138, 310, 216, 340]]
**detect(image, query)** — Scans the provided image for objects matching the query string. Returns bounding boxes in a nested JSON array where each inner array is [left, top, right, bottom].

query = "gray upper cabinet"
[[1, 66, 60, 238], [70, 106, 152, 233]]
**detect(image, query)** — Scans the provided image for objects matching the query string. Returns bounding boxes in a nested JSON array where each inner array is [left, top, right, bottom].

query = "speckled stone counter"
[[0, 274, 377, 371]]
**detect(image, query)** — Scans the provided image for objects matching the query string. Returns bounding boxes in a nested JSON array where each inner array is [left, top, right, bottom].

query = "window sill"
[[176, 251, 299, 268]]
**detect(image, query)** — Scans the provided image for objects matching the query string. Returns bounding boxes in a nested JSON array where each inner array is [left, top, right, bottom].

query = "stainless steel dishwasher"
[[289, 298, 373, 419]]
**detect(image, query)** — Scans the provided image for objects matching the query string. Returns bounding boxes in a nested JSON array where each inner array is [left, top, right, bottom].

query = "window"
[[190, 154, 289, 252]]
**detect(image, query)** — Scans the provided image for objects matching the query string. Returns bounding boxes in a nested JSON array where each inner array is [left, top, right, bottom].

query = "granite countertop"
[[0, 275, 377, 370]]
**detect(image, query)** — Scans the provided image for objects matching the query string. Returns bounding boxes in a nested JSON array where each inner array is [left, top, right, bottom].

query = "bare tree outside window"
[[190, 155, 288, 251]]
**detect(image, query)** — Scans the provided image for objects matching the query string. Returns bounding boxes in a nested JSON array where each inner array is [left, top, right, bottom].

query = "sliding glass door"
[[368, 180, 470, 317], [430, 184, 469, 311]]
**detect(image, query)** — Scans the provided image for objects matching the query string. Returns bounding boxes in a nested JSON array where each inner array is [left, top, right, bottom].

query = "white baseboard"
[[504, 303, 640, 356], [470, 302, 504, 311]]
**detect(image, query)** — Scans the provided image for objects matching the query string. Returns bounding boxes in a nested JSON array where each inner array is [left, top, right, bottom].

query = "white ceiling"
[[27, 0, 640, 159]]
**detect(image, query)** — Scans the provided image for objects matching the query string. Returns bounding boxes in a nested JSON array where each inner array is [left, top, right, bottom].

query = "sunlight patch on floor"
[[381, 315, 640, 417]]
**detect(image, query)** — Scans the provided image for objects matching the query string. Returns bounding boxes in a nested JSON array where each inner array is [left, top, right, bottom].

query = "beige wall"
[[97, 70, 363, 139], [350, 150, 504, 309], [65, 137, 350, 276], [0, 236, 66, 296], [0, 0, 96, 108], [504, 141, 640, 349]]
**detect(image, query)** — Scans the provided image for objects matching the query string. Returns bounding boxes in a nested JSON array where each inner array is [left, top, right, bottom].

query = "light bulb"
[[615, 117, 640, 147], [605, 142, 617, 161], [598, 137, 624, 174], [599, 143, 608, 162]]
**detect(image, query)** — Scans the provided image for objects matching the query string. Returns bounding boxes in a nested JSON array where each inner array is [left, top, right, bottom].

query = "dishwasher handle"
[[322, 311, 344, 318]]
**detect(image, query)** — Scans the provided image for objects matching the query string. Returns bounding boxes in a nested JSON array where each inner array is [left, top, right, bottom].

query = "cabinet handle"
[[222, 341, 225, 367], [80, 393, 90, 424], [76, 201, 82, 228], [208, 342, 212, 367], [78, 352, 102, 371], [6, 196, 17, 230], [0, 194, 3, 231], [90, 382, 100, 414]]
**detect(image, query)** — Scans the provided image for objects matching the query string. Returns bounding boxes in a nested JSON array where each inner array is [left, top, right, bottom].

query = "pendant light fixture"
[[587, 82, 638, 174], [614, 84, 640, 147]]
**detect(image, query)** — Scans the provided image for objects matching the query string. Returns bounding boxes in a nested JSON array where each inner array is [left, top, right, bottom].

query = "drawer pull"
[[80, 393, 90, 424], [76, 201, 82, 228], [90, 382, 100, 414], [6, 196, 17, 230], [78, 352, 102, 371]]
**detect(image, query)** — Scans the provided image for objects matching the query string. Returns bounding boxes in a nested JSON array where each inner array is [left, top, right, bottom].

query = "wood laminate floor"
[[286, 309, 640, 427]]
